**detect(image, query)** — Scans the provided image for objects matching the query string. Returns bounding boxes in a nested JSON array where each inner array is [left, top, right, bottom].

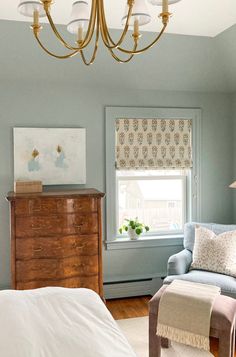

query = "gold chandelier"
[[18, 0, 181, 65]]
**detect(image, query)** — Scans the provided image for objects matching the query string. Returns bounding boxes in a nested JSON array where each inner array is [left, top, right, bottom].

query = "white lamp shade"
[[229, 181, 236, 188], [67, 1, 90, 34], [148, 0, 181, 6], [18, 1, 46, 17], [122, 0, 151, 27]]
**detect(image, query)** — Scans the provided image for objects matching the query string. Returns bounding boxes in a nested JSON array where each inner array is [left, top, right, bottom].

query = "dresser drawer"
[[16, 256, 99, 282], [15, 197, 97, 216], [16, 235, 98, 260], [16, 276, 99, 291], [15, 213, 98, 237]]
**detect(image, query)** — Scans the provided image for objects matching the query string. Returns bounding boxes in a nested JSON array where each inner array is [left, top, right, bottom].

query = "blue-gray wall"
[[232, 92, 236, 221], [0, 20, 235, 288]]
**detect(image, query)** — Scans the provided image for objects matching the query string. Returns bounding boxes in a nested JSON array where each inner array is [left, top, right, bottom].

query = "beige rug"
[[117, 316, 214, 357]]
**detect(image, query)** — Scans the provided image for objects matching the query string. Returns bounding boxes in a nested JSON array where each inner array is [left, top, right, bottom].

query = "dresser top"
[[7, 189, 105, 201]]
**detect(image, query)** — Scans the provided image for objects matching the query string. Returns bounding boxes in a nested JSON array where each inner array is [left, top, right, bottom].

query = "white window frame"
[[105, 107, 202, 250], [116, 174, 187, 237]]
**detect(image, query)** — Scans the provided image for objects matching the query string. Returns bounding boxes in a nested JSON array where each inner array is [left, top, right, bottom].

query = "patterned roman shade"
[[115, 118, 192, 170]]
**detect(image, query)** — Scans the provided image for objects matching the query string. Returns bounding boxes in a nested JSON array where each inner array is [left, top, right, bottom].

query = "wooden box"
[[14, 181, 43, 194]]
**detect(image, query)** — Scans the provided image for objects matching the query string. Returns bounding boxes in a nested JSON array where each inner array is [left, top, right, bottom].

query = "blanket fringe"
[[156, 323, 210, 351]]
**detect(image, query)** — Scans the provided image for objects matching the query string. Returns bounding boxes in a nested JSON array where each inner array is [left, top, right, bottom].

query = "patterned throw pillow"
[[191, 226, 236, 278]]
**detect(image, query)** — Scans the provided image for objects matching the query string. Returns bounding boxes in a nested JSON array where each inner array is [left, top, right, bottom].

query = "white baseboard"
[[104, 277, 163, 299]]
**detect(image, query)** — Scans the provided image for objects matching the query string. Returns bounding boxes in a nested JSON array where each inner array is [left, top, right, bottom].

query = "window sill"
[[105, 234, 184, 250]]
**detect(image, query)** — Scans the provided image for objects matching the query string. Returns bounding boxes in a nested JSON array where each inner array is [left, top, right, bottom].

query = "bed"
[[0, 287, 136, 357]]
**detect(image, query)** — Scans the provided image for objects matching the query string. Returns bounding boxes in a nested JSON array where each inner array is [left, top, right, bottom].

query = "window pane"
[[118, 179, 184, 234], [116, 169, 187, 177]]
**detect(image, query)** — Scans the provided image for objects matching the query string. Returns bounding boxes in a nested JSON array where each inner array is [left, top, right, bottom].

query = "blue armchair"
[[164, 222, 236, 299]]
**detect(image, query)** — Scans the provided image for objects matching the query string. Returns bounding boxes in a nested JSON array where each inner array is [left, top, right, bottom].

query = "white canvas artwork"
[[14, 128, 86, 185]]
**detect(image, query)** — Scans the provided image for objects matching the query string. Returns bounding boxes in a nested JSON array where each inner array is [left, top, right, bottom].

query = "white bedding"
[[0, 287, 136, 357]]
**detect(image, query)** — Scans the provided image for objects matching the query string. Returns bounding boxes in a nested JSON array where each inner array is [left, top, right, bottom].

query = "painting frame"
[[13, 127, 86, 185]]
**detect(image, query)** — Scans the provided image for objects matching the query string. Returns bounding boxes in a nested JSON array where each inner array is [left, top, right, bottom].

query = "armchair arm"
[[167, 249, 192, 276]]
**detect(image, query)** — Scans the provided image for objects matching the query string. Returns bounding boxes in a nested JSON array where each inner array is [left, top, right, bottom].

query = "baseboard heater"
[[104, 278, 153, 300]]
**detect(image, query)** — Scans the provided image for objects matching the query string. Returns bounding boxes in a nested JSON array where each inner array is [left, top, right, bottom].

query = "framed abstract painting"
[[13, 128, 86, 185]]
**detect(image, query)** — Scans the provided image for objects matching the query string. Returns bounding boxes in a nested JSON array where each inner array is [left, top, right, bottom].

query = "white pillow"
[[191, 226, 236, 278]]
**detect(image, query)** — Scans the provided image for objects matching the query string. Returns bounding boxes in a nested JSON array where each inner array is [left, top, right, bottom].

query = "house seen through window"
[[117, 170, 187, 236]]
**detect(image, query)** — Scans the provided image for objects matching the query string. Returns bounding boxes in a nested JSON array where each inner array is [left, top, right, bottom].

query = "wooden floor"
[[107, 296, 235, 357], [107, 296, 150, 320]]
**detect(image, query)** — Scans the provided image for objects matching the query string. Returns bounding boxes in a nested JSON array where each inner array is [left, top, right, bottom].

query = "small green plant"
[[119, 218, 150, 236]]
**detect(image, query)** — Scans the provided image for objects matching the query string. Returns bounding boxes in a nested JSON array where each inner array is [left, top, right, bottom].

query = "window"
[[117, 170, 187, 236], [105, 107, 201, 249]]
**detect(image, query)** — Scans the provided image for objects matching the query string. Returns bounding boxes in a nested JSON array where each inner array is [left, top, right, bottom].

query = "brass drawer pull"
[[31, 225, 41, 230], [72, 243, 84, 250], [72, 202, 82, 209], [74, 224, 83, 228], [29, 201, 42, 212], [73, 263, 85, 269], [33, 247, 43, 252]]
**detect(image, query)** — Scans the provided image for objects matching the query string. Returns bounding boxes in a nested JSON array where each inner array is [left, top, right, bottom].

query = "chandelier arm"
[[98, 11, 138, 63], [42, 0, 97, 51], [115, 24, 167, 55], [80, 50, 96, 66], [107, 42, 138, 63], [98, 0, 168, 55], [33, 31, 79, 59], [79, 10, 100, 66], [98, 0, 133, 49]]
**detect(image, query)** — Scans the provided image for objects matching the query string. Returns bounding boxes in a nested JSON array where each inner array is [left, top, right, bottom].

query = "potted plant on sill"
[[119, 218, 150, 240]]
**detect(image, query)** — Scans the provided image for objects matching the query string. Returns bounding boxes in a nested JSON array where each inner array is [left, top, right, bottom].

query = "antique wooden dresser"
[[7, 189, 105, 297]]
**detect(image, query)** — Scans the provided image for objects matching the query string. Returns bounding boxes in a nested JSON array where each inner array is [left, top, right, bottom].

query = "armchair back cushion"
[[184, 222, 236, 252], [191, 226, 236, 278]]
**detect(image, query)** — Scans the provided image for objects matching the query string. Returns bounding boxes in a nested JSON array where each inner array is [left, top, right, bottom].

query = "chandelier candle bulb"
[[33, 10, 39, 26], [78, 26, 83, 43], [163, 0, 169, 13], [134, 19, 139, 37]]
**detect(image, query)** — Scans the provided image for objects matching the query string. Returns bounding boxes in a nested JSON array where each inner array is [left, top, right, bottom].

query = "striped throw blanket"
[[156, 280, 220, 351]]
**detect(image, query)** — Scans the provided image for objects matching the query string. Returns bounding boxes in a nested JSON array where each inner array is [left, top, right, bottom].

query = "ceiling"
[[1, 0, 236, 38]]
